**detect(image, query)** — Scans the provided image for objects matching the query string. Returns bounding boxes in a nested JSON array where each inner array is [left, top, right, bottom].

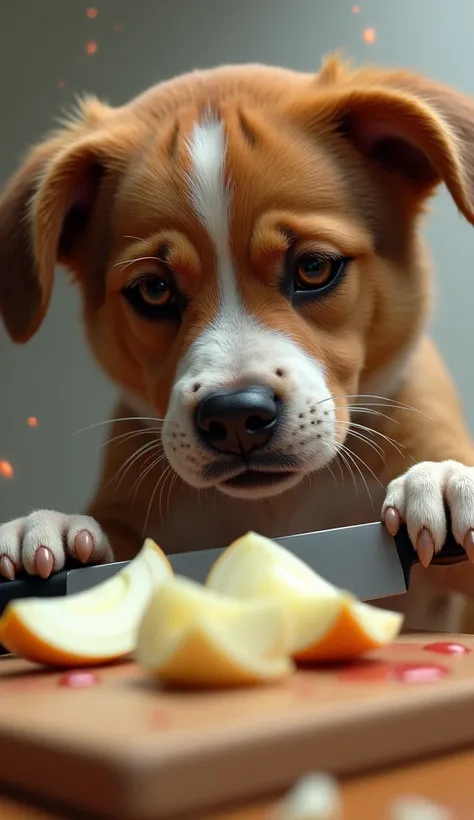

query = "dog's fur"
[[2, 55, 474, 630]]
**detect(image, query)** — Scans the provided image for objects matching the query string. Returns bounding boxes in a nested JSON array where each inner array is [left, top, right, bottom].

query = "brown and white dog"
[[1, 55, 474, 630]]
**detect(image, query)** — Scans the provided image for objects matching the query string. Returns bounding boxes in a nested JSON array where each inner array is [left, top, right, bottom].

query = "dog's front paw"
[[382, 460, 474, 567], [0, 511, 114, 580]]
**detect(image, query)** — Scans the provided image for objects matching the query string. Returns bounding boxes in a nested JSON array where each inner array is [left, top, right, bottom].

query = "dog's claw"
[[463, 530, 474, 563], [0, 555, 15, 581], [384, 506, 400, 536], [75, 530, 94, 563], [35, 547, 54, 579], [417, 528, 435, 568]]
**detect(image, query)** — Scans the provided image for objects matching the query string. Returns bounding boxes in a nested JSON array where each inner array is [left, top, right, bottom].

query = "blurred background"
[[1, 0, 473, 520]]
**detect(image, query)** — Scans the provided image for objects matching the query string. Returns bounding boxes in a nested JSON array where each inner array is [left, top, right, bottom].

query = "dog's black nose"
[[195, 385, 279, 455]]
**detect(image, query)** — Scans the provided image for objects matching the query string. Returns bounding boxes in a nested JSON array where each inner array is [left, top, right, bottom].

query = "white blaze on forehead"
[[187, 117, 238, 306], [181, 116, 334, 418]]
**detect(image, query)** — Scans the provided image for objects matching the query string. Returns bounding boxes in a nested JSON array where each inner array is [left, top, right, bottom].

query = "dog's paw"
[[0, 511, 114, 580], [382, 460, 474, 567]]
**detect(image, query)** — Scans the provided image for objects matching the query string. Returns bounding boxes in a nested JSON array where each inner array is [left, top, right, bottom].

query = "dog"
[[1, 55, 474, 631]]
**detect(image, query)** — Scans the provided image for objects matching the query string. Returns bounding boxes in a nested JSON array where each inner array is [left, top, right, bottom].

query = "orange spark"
[[27, 416, 38, 427], [86, 41, 98, 55], [114, 23, 122, 32], [57, 80, 65, 88], [0, 461, 13, 479], [352, 4, 360, 12], [87, 7, 98, 18], [363, 27, 376, 43]]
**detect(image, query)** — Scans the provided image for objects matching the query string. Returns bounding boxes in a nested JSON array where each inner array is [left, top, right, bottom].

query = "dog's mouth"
[[222, 469, 296, 490], [202, 455, 303, 493]]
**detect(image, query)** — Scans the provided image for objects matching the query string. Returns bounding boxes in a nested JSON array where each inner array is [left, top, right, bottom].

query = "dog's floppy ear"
[[0, 97, 125, 343], [298, 58, 474, 224]]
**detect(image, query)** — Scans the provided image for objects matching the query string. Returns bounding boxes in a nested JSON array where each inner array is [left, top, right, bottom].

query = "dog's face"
[[1, 58, 474, 499]]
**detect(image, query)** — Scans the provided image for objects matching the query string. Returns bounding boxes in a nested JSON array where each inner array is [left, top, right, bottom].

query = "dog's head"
[[2, 56, 474, 499]]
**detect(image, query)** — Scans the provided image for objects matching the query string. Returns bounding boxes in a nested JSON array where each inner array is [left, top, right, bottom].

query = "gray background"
[[1, 0, 473, 520]]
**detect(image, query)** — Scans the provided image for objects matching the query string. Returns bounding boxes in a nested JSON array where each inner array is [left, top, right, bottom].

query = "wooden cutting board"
[[1, 634, 474, 819]]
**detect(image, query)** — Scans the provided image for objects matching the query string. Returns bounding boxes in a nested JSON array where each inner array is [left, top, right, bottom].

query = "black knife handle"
[[394, 521, 467, 589], [0, 567, 72, 616], [0, 570, 74, 655]]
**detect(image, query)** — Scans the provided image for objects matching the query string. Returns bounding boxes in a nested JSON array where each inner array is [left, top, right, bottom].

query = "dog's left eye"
[[123, 275, 180, 320], [136, 277, 174, 307], [294, 253, 347, 293]]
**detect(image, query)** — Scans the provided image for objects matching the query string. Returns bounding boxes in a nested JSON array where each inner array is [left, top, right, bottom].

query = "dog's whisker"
[[335, 448, 358, 493], [332, 421, 389, 460], [130, 448, 167, 484], [334, 422, 406, 464], [142, 483, 160, 539], [344, 421, 406, 459], [324, 439, 357, 493], [131, 453, 168, 501], [105, 427, 162, 449], [332, 398, 431, 423], [143, 465, 173, 537], [333, 413, 408, 460], [345, 404, 413, 417], [166, 471, 181, 520], [123, 235, 155, 246], [73, 416, 173, 435], [107, 441, 162, 492], [130, 453, 166, 502], [114, 254, 162, 268], [306, 468, 315, 497], [341, 406, 402, 424], [335, 442, 377, 510], [117, 439, 163, 476], [325, 461, 340, 494], [337, 440, 385, 492], [346, 421, 403, 447], [106, 444, 156, 491], [344, 403, 406, 412], [320, 394, 421, 413], [336, 442, 368, 493], [114, 255, 168, 271], [335, 426, 386, 462], [158, 465, 175, 527], [333, 451, 345, 484], [112, 449, 162, 498], [128, 451, 162, 493]]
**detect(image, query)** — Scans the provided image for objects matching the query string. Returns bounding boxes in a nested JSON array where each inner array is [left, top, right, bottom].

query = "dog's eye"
[[294, 253, 346, 292], [122, 275, 179, 320], [137, 277, 173, 307]]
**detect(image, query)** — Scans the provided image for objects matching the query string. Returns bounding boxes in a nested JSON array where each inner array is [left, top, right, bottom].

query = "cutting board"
[[1, 634, 474, 819]]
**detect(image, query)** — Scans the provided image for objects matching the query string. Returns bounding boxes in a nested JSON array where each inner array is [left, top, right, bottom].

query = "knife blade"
[[0, 520, 467, 618]]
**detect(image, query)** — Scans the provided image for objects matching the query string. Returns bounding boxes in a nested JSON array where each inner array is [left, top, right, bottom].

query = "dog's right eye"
[[122, 275, 180, 321]]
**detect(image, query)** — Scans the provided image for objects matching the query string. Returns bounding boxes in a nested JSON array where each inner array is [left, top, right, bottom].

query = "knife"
[[0, 520, 467, 619]]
